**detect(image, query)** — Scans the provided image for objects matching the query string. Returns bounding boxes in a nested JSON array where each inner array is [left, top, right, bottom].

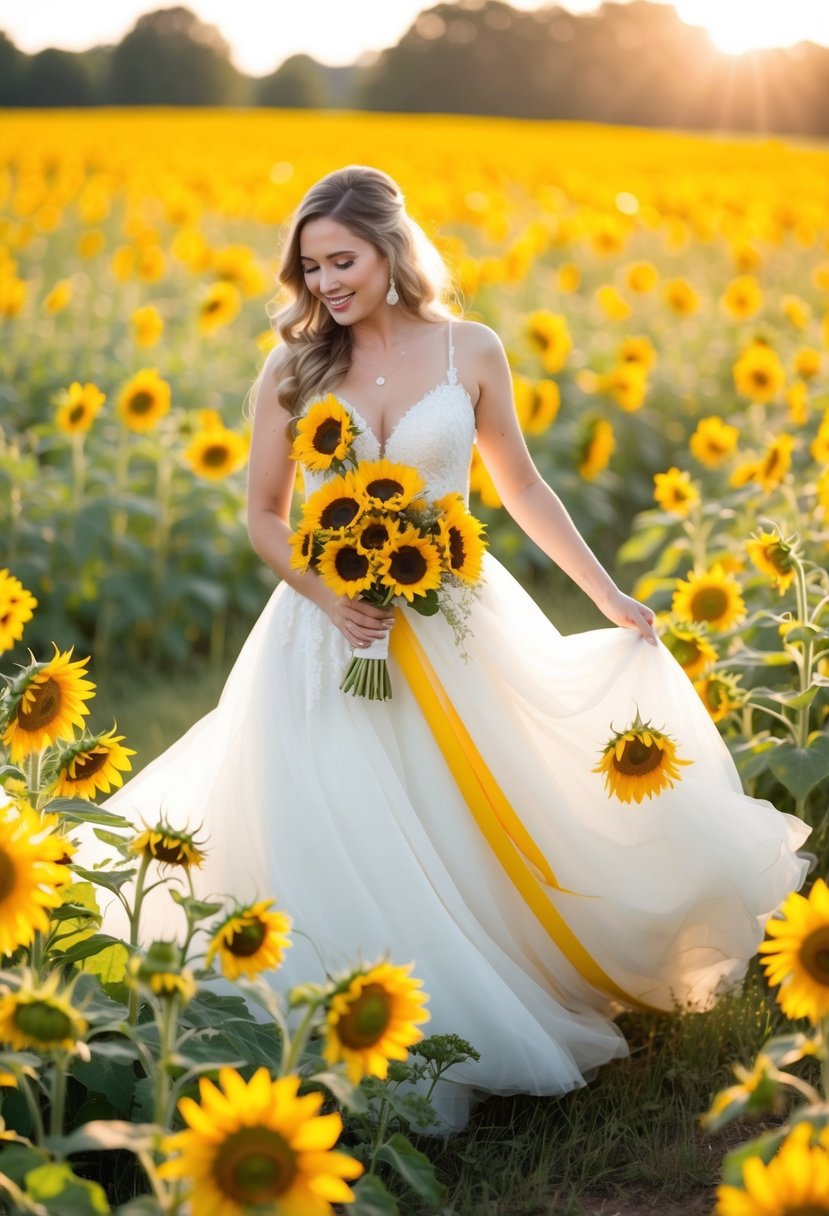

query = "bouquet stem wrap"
[[340, 627, 392, 700]]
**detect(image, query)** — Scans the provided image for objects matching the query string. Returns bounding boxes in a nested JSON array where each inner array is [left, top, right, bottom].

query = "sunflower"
[[671, 566, 746, 632], [781, 293, 811, 329], [733, 341, 786, 404], [525, 310, 572, 373], [812, 420, 829, 466], [2, 644, 96, 763], [301, 472, 366, 533], [130, 821, 206, 869], [578, 418, 615, 480], [598, 361, 647, 412], [694, 672, 746, 723], [715, 1122, 829, 1215], [291, 396, 358, 471], [758, 878, 829, 1025], [0, 972, 87, 1053], [623, 263, 659, 294], [184, 412, 249, 480], [198, 280, 242, 334], [0, 802, 72, 955], [324, 960, 431, 1083], [701, 1054, 779, 1131], [377, 526, 442, 603], [159, 1067, 363, 1216], [660, 619, 718, 679], [512, 376, 559, 436], [52, 726, 136, 799], [794, 346, 822, 380], [117, 369, 171, 433], [618, 335, 657, 369], [288, 522, 316, 574], [131, 303, 164, 347], [128, 943, 197, 1005], [0, 570, 38, 656], [653, 467, 699, 517], [354, 513, 397, 554], [436, 498, 487, 584], [356, 459, 425, 512], [55, 381, 106, 434], [689, 416, 739, 468], [593, 711, 692, 804], [663, 277, 699, 315], [720, 275, 763, 320], [785, 379, 810, 426], [206, 899, 293, 981], [746, 529, 797, 595], [732, 434, 796, 495], [317, 537, 377, 599]]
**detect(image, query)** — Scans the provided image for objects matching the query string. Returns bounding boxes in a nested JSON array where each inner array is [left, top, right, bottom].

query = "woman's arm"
[[245, 349, 394, 648], [463, 322, 657, 645]]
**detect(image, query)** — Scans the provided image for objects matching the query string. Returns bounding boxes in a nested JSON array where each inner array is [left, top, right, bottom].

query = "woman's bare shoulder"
[[451, 318, 504, 357]]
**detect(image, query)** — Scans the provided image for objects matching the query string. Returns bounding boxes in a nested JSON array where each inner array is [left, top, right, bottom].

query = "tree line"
[[1, 0, 828, 137]]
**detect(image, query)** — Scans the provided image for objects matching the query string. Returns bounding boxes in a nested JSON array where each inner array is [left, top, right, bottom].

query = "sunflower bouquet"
[[289, 395, 487, 699]]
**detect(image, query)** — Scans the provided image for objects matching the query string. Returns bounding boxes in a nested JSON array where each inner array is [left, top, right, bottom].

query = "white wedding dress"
[[89, 322, 809, 1130]]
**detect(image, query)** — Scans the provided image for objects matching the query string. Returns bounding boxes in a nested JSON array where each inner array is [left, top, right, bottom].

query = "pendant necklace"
[[354, 328, 418, 386]]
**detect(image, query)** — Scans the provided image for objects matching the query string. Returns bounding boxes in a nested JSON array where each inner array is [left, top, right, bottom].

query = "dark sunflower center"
[[0, 847, 15, 902], [69, 404, 86, 424], [763, 543, 791, 575], [337, 984, 392, 1049], [214, 1127, 297, 1204], [204, 298, 222, 315], [320, 497, 360, 530], [704, 681, 725, 710], [360, 523, 390, 550], [14, 1000, 73, 1043], [313, 419, 344, 455], [751, 369, 770, 387], [366, 478, 404, 502], [128, 390, 154, 415], [334, 547, 369, 582], [202, 444, 230, 468], [71, 749, 108, 780], [799, 927, 829, 987], [613, 737, 664, 777], [389, 546, 427, 585], [448, 526, 466, 570], [150, 840, 192, 866], [689, 586, 728, 622], [227, 919, 267, 958], [667, 636, 701, 668], [17, 676, 61, 730], [762, 450, 783, 478]]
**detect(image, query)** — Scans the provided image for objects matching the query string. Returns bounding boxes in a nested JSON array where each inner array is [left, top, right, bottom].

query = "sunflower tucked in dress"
[[92, 321, 808, 1130]]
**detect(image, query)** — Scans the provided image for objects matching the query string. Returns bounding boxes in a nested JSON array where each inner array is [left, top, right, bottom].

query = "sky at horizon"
[[1, 0, 828, 76]]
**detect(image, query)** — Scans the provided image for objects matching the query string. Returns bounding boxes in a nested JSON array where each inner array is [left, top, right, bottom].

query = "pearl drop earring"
[[386, 275, 399, 306]]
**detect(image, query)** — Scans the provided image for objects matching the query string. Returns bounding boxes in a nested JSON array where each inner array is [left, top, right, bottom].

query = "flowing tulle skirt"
[[88, 553, 809, 1129]]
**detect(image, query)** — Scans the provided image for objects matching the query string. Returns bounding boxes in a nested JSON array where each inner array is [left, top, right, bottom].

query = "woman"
[[100, 165, 808, 1130]]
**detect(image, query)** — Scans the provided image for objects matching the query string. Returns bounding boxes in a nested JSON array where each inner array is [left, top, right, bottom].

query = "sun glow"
[[672, 0, 829, 56]]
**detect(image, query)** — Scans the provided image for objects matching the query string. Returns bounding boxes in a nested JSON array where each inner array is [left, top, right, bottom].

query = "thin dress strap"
[[447, 319, 457, 385]]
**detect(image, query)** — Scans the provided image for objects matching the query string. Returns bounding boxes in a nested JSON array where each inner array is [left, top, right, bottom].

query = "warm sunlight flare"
[[672, 0, 829, 55]]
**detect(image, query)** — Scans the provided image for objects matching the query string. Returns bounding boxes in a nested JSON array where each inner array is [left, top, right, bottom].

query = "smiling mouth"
[[326, 293, 354, 306]]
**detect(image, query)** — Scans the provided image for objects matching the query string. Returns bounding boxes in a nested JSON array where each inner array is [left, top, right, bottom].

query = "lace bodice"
[[301, 322, 476, 503]]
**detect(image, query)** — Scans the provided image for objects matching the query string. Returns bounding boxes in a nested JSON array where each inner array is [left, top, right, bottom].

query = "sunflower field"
[[1, 108, 829, 1213]]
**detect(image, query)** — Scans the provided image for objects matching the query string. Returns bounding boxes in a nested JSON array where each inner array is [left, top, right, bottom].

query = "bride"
[[97, 164, 809, 1130]]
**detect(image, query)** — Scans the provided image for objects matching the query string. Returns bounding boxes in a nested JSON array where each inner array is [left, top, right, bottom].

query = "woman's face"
[[299, 216, 389, 325]]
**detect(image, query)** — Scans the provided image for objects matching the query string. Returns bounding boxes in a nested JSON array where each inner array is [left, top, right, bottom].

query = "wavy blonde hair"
[[247, 165, 456, 418]]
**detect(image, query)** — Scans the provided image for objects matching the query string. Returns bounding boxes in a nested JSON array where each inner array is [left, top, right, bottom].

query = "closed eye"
[[301, 260, 354, 274]]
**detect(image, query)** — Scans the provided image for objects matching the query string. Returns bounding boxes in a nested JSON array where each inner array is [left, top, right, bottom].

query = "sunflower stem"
[[70, 432, 86, 510], [19, 1075, 45, 1147], [49, 1054, 68, 1139], [280, 1001, 318, 1076], [821, 1016, 829, 1102], [155, 995, 178, 1131], [127, 853, 152, 1024], [25, 749, 43, 802], [793, 556, 813, 751]]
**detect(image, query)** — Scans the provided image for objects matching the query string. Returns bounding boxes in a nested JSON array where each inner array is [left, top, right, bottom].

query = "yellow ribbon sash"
[[390, 610, 658, 1013]]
